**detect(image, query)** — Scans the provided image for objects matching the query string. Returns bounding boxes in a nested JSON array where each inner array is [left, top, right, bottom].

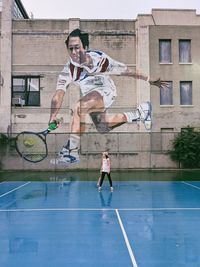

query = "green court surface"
[[1, 169, 200, 182]]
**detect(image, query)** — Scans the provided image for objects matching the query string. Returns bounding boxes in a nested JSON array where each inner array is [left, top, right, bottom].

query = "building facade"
[[0, 1, 200, 169]]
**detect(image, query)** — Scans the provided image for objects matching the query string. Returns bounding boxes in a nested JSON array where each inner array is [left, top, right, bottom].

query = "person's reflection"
[[99, 191, 113, 207]]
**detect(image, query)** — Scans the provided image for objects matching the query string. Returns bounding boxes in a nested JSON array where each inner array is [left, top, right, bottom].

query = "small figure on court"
[[98, 152, 113, 192], [49, 28, 169, 165]]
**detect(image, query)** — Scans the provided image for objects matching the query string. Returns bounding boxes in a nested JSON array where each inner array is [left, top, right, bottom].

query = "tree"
[[169, 127, 200, 168]]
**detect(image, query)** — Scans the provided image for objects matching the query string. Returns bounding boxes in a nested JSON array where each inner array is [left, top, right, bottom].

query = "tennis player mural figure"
[[49, 28, 168, 165]]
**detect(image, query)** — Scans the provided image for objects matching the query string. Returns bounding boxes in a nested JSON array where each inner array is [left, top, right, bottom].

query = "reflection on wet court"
[[1, 170, 200, 267]]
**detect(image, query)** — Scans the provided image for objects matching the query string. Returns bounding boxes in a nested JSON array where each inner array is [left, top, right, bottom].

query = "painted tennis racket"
[[15, 119, 62, 163]]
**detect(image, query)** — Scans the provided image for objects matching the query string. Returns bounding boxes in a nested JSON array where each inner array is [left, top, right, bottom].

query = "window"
[[12, 76, 40, 106], [159, 39, 172, 63], [151, 129, 174, 152], [179, 40, 191, 63], [180, 81, 192, 105], [160, 81, 173, 105]]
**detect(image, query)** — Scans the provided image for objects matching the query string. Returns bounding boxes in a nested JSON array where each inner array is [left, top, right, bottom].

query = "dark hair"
[[105, 155, 109, 159], [65, 28, 89, 49]]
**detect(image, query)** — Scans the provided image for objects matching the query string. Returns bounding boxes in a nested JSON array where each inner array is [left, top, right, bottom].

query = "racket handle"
[[48, 118, 62, 131]]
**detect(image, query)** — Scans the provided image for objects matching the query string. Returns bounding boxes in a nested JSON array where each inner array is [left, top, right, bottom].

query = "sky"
[[21, 0, 200, 20]]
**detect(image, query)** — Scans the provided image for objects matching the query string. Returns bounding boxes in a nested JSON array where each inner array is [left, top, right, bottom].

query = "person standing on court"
[[98, 152, 113, 192]]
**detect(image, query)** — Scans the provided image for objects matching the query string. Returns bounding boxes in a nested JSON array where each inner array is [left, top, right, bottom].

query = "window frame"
[[179, 39, 192, 64], [159, 39, 172, 64], [180, 81, 193, 106], [160, 81, 173, 106], [12, 75, 41, 107]]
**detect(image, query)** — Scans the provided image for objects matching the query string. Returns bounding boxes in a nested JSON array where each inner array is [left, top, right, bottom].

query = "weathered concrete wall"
[[0, 132, 177, 170], [0, 0, 12, 133], [149, 25, 200, 131]]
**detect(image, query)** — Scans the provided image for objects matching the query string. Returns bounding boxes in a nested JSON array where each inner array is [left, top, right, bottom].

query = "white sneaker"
[[110, 187, 114, 192], [98, 186, 102, 192], [137, 101, 152, 131], [51, 147, 79, 165], [97, 177, 101, 187]]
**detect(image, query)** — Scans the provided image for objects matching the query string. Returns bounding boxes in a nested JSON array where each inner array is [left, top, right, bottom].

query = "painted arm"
[[49, 89, 65, 123], [120, 68, 169, 89]]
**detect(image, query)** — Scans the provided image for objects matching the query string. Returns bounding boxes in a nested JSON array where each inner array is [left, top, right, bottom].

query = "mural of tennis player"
[[49, 28, 168, 164]]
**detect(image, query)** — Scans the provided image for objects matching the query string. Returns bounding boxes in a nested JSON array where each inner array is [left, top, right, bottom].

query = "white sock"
[[65, 134, 80, 150], [124, 110, 140, 122]]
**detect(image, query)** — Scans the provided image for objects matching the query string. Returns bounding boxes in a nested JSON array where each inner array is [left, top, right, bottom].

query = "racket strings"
[[16, 133, 47, 162]]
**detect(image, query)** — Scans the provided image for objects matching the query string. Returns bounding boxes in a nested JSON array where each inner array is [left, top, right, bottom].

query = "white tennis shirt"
[[101, 158, 111, 173]]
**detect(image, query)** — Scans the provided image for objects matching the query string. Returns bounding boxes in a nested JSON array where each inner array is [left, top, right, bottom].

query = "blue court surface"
[[1, 176, 200, 267]]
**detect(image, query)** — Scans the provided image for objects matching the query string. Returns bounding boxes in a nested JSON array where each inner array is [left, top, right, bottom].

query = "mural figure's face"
[[68, 36, 86, 64]]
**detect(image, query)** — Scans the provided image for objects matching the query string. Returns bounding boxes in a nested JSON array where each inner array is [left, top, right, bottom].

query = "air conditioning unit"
[[12, 97, 25, 106]]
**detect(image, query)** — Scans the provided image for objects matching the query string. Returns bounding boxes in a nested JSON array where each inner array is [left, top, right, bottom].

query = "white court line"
[[0, 182, 31, 198], [116, 207, 200, 211], [0, 208, 114, 212], [116, 209, 138, 267], [1, 207, 200, 212], [182, 181, 200, 190]]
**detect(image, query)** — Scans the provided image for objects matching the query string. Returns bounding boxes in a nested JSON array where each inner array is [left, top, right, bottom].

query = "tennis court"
[[0, 170, 200, 267]]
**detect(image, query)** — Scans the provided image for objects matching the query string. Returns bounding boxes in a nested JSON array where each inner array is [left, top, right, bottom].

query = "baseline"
[[1, 207, 200, 212]]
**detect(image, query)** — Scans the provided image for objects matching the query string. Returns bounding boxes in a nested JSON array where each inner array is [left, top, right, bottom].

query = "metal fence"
[[0, 132, 178, 170]]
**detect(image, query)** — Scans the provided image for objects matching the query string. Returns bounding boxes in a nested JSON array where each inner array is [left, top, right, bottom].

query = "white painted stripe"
[[0, 182, 31, 198], [182, 181, 200, 190], [116, 209, 138, 267], [1, 207, 200, 212], [117, 207, 200, 211], [0, 208, 112, 212]]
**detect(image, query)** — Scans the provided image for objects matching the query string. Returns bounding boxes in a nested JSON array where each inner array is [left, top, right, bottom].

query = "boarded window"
[[179, 40, 191, 63], [180, 81, 192, 105], [160, 81, 173, 105], [159, 40, 172, 63]]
